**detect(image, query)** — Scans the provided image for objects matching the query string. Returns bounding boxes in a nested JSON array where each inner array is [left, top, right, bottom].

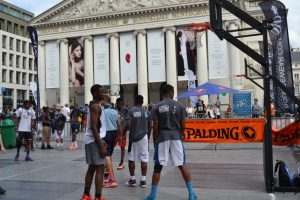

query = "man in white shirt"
[[14, 100, 36, 161], [61, 103, 71, 138]]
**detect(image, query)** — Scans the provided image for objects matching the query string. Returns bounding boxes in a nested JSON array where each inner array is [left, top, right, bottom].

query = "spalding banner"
[[272, 120, 300, 146], [183, 119, 265, 143]]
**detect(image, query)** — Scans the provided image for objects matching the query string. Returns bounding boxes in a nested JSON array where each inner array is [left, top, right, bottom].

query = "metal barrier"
[[271, 117, 293, 130]]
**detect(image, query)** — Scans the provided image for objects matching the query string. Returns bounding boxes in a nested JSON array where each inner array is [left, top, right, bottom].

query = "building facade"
[[0, 0, 35, 111], [291, 48, 300, 98], [30, 0, 265, 107]]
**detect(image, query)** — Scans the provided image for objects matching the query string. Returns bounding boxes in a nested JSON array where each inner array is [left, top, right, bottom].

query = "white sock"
[[141, 176, 146, 181], [74, 141, 78, 147], [61, 143, 64, 148], [57, 143, 60, 147], [130, 176, 136, 180]]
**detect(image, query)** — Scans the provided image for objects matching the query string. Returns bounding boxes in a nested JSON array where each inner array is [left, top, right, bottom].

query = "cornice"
[[31, 2, 208, 28]]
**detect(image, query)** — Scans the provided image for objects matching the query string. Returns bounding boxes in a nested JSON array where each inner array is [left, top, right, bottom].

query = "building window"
[[16, 39, 21, 52], [2, 52, 7, 65], [29, 74, 33, 82], [29, 43, 32, 55], [2, 69, 6, 82], [9, 37, 13, 50], [7, 21, 12, 32], [22, 41, 26, 53], [2, 35, 6, 48], [34, 75, 37, 82], [294, 74, 299, 81], [20, 26, 25, 37], [16, 72, 21, 84], [295, 84, 300, 94], [0, 18, 4, 30], [23, 57, 26, 69], [13, 23, 18, 34], [9, 70, 13, 83], [16, 55, 20, 68], [22, 72, 26, 84], [29, 58, 33, 70], [9, 54, 13, 67]]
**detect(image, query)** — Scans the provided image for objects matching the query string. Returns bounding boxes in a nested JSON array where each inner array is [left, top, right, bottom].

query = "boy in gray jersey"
[[125, 95, 151, 188], [144, 84, 197, 200]]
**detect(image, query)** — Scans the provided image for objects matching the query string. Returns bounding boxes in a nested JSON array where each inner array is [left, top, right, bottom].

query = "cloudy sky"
[[4, 0, 300, 47]]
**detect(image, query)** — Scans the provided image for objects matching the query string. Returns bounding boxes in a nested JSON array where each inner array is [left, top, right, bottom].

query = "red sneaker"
[[81, 194, 92, 200]]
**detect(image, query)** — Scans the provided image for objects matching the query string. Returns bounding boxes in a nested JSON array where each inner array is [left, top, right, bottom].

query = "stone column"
[[134, 29, 148, 105], [107, 33, 120, 104], [196, 31, 209, 105], [163, 26, 178, 98], [227, 22, 242, 89], [82, 36, 94, 104], [38, 41, 46, 107], [58, 39, 69, 105], [13, 89, 17, 108]]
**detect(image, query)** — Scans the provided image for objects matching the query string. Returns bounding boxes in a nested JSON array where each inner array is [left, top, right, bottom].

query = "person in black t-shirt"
[[194, 99, 206, 118]]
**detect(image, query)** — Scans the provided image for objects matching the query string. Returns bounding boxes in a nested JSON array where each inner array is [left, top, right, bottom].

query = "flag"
[[29, 82, 38, 105], [259, 1, 295, 114]]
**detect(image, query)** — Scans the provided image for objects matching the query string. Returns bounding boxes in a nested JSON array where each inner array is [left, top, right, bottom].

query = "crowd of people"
[[0, 84, 198, 200]]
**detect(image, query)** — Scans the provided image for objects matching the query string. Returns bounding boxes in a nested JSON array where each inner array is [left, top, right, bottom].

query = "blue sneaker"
[[144, 195, 156, 200], [188, 192, 197, 200]]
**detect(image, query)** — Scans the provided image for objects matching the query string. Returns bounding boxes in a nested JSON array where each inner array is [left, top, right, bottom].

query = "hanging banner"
[[94, 35, 109, 85], [208, 31, 229, 79], [29, 82, 38, 105], [232, 92, 252, 117], [176, 27, 197, 81], [259, 41, 276, 104], [68, 38, 84, 87], [272, 121, 300, 146], [147, 29, 166, 83], [45, 41, 60, 88], [183, 119, 265, 143], [259, 1, 295, 114], [120, 32, 137, 84]]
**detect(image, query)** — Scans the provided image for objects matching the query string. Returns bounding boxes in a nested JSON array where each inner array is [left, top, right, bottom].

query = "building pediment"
[[31, 0, 207, 26]]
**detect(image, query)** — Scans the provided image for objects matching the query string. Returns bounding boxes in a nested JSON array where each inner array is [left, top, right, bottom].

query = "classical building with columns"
[[30, 0, 265, 107]]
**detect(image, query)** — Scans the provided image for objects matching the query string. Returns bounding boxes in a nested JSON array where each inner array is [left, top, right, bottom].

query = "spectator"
[[194, 99, 206, 118], [252, 98, 261, 118], [41, 107, 53, 150], [69, 104, 83, 150]]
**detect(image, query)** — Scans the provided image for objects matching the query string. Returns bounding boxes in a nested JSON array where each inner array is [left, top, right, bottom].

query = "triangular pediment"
[[31, 0, 205, 25]]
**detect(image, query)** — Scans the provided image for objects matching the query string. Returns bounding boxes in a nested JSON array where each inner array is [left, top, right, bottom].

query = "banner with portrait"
[[176, 27, 197, 81], [45, 41, 60, 88], [208, 31, 229, 79], [120, 32, 137, 84], [147, 29, 166, 83], [68, 38, 84, 87], [94, 35, 110, 85]]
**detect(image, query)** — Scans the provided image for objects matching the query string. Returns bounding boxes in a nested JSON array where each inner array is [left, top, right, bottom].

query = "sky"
[[4, 0, 300, 48]]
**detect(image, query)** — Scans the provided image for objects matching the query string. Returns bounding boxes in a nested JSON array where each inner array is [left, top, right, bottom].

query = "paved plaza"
[[0, 141, 300, 200]]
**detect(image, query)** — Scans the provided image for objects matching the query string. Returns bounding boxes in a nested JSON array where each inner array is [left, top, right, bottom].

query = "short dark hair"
[[162, 84, 174, 96], [116, 98, 123, 104], [90, 84, 102, 96], [135, 95, 144, 105], [103, 95, 111, 103], [23, 100, 30, 105]]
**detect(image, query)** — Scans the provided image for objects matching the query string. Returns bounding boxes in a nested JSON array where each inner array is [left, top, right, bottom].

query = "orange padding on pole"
[[272, 120, 300, 146], [183, 119, 265, 143]]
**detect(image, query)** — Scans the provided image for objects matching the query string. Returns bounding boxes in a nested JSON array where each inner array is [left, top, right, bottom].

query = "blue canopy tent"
[[177, 82, 239, 98]]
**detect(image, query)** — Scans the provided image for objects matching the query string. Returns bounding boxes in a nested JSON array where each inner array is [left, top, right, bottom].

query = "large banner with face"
[[259, 0, 295, 114], [45, 41, 60, 88], [147, 29, 166, 83], [94, 35, 109, 85], [68, 38, 84, 87], [120, 32, 137, 84], [176, 27, 197, 81], [208, 31, 229, 79]]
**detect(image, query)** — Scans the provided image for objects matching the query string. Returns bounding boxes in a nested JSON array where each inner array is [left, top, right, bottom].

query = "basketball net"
[[185, 23, 211, 47], [233, 74, 245, 90]]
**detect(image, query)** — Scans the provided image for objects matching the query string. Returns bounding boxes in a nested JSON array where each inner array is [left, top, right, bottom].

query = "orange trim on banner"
[[183, 119, 265, 143], [272, 120, 300, 146]]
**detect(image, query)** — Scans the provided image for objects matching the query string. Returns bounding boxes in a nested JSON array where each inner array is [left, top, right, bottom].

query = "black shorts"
[[104, 130, 117, 156], [18, 131, 33, 141], [71, 124, 80, 133]]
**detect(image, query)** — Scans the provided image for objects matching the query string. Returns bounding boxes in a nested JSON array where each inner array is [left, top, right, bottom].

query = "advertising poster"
[[45, 41, 60, 88], [68, 38, 84, 87], [94, 35, 110, 85], [233, 92, 252, 117]]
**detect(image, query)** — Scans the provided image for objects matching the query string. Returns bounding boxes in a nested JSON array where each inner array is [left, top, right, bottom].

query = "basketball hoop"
[[184, 23, 211, 47], [233, 74, 246, 90]]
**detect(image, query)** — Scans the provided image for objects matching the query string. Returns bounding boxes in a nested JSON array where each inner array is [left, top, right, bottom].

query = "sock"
[[120, 160, 124, 164], [26, 150, 30, 157], [74, 141, 78, 147], [149, 185, 158, 198], [186, 181, 194, 196], [84, 187, 90, 195], [61, 143, 64, 148], [141, 176, 146, 181], [95, 193, 101, 198], [16, 146, 20, 155], [130, 176, 136, 180], [57, 143, 60, 147]]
